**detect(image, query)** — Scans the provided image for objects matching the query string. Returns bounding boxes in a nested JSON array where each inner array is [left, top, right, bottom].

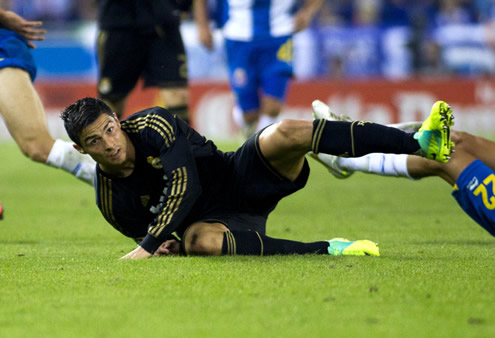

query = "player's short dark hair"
[[61, 97, 113, 146]]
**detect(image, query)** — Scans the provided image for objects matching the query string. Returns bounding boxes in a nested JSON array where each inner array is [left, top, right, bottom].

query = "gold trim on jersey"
[[255, 231, 264, 256], [149, 166, 187, 237], [122, 114, 175, 147], [96, 30, 108, 71], [224, 231, 236, 256], [98, 173, 117, 226], [350, 121, 357, 156], [311, 119, 326, 154]]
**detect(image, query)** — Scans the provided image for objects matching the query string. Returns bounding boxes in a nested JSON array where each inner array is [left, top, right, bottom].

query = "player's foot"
[[0, 202, 4, 220], [309, 153, 353, 179], [312, 100, 352, 122], [413, 101, 454, 163], [327, 238, 380, 256]]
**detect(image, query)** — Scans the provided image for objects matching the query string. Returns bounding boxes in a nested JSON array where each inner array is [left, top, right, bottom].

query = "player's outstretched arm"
[[0, 8, 46, 48], [294, 0, 324, 33], [193, 0, 214, 50]]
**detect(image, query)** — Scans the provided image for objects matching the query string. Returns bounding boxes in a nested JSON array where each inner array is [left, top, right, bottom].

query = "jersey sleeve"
[[130, 109, 202, 253]]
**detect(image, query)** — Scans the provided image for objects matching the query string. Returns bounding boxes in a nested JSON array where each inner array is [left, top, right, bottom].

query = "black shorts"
[[192, 132, 310, 235], [97, 26, 188, 100]]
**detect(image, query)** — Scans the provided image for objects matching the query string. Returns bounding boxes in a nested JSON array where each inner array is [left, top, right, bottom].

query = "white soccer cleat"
[[312, 100, 352, 122], [309, 152, 354, 179]]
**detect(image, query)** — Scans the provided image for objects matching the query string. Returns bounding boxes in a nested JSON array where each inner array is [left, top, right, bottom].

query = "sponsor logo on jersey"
[[140, 195, 150, 207], [468, 176, 479, 191]]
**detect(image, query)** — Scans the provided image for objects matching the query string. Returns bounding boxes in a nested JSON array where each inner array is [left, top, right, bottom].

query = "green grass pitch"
[[1, 141, 494, 337]]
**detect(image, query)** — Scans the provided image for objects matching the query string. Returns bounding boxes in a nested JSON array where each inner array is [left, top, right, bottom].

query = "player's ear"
[[113, 112, 120, 128], [113, 112, 121, 127], [73, 144, 86, 154]]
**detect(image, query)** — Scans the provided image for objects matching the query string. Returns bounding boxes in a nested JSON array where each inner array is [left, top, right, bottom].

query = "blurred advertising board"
[[1, 78, 492, 141]]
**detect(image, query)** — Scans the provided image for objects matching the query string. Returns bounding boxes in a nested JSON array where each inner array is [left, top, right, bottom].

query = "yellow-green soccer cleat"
[[327, 238, 380, 256], [413, 101, 454, 163]]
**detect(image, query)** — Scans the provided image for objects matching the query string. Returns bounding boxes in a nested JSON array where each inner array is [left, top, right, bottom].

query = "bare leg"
[[257, 95, 282, 130], [101, 96, 127, 120], [159, 87, 190, 123], [183, 222, 228, 256], [0, 68, 95, 184], [159, 87, 188, 109], [407, 131, 483, 186], [258, 119, 313, 181], [0, 68, 54, 163], [451, 131, 495, 170]]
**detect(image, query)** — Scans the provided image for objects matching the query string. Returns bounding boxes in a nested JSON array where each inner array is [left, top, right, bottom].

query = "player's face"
[[77, 113, 129, 169]]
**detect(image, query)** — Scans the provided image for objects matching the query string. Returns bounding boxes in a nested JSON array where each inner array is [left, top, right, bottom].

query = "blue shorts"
[[225, 36, 293, 112], [452, 159, 495, 236], [0, 28, 36, 81]]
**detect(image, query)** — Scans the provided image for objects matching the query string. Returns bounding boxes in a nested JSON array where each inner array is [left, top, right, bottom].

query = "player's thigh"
[[97, 30, 144, 99], [228, 131, 310, 207], [258, 120, 313, 180], [0, 68, 51, 147], [182, 222, 227, 255], [225, 39, 260, 112], [453, 131, 495, 170], [144, 27, 188, 89]]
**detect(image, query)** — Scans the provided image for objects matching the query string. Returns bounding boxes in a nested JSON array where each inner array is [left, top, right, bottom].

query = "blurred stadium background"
[[1, 0, 495, 140]]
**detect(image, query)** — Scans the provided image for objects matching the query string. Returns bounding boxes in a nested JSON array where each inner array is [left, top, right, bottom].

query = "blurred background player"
[[194, 0, 323, 136], [96, 0, 192, 123], [312, 100, 495, 237], [0, 7, 95, 184]]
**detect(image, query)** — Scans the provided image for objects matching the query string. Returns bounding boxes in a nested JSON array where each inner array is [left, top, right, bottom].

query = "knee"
[[183, 223, 224, 256], [18, 138, 50, 163], [273, 120, 311, 149], [452, 130, 468, 146]]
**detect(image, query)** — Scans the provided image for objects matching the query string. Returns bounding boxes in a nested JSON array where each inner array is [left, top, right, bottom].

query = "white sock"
[[232, 105, 248, 129], [256, 115, 278, 131], [338, 153, 413, 179], [46, 139, 96, 185]]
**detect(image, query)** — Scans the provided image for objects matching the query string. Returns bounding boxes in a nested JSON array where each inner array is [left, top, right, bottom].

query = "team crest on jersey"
[[140, 195, 150, 207], [147, 156, 163, 169], [233, 68, 247, 87], [98, 77, 112, 95]]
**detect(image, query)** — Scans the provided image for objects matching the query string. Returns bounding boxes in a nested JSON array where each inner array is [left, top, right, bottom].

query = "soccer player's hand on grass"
[[154, 240, 181, 257], [120, 246, 153, 259]]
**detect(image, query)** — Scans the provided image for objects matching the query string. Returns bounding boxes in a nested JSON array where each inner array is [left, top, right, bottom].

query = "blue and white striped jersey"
[[222, 0, 298, 41]]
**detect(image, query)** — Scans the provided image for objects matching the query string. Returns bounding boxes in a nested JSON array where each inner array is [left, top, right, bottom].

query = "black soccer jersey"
[[95, 107, 225, 253], [95, 106, 311, 254]]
